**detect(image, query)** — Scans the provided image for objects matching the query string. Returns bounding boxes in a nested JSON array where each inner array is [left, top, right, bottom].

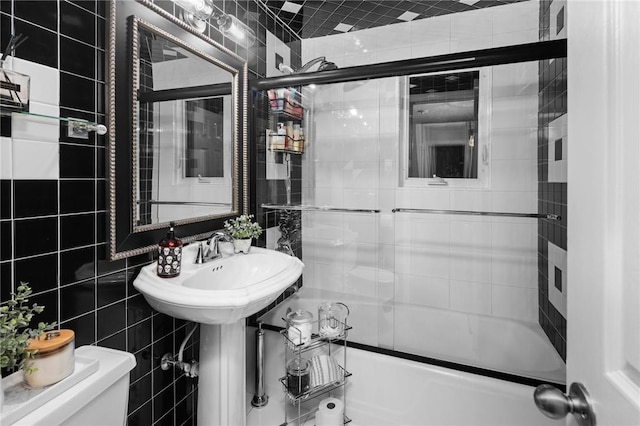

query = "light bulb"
[[173, 0, 214, 33], [217, 14, 256, 47]]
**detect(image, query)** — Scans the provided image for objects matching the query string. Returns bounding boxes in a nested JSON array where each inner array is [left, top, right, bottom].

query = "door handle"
[[534, 382, 596, 426]]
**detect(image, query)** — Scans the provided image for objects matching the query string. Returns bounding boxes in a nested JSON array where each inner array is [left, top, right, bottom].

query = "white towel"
[[309, 355, 341, 388]]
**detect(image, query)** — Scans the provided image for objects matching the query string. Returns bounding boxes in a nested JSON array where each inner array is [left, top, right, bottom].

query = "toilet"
[[3, 345, 136, 426]]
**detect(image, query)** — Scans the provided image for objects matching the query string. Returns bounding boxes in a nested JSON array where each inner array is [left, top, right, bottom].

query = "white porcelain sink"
[[133, 244, 304, 324]]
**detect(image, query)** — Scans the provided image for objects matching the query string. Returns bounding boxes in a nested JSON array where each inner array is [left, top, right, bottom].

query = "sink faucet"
[[195, 231, 233, 264]]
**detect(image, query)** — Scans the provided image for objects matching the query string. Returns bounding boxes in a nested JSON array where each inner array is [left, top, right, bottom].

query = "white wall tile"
[[342, 188, 378, 210], [491, 159, 536, 191], [450, 280, 492, 315], [12, 138, 58, 179], [492, 285, 537, 321], [493, 29, 539, 48], [450, 251, 493, 284], [491, 253, 537, 288], [492, 94, 539, 129], [344, 214, 379, 244], [11, 58, 59, 105], [451, 8, 493, 39], [410, 14, 451, 45], [450, 219, 492, 251], [266, 32, 291, 77], [395, 273, 450, 309], [449, 190, 493, 212], [0, 137, 12, 179], [492, 63, 539, 98], [450, 36, 494, 53], [491, 127, 538, 160], [491, 190, 537, 214], [410, 41, 451, 59], [492, 0, 539, 33], [491, 221, 537, 253]]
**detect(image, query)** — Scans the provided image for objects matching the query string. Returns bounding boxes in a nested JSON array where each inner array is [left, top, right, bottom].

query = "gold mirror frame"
[[107, 0, 248, 260]]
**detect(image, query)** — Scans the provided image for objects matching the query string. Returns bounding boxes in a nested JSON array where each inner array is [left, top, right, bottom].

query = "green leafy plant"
[[1, 282, 55, 375], [224, 214, 263, 239]]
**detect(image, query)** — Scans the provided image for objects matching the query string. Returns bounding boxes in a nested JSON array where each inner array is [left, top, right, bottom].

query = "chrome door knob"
[[534, 382, 596, 426]]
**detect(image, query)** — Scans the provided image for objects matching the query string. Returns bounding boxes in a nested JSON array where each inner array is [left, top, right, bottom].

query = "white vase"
[[233, 238, 252, 254]]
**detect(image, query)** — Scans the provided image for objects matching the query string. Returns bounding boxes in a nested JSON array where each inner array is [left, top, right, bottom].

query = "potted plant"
[[223, 214, 263, 254], [1, 282, 55, 406]]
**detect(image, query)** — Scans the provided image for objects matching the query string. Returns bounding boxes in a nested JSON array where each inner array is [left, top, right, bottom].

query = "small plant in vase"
[[1, 282, 55, 405], [223, 214, 263, 254]]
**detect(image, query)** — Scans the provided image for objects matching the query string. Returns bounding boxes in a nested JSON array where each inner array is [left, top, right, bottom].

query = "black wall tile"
[[0, 116, 11, 137], [97, 270, 127, 307], [14, 1, 57, 31], [0, 221, 12, 261], [13, 180, 57, 218], [60, 72, 96, 112], [29, 289, 58, 324], [60, 279, 96, 321], [60, 180, 95, 214], [0, 180, 10, 219], [97, 299, 126, 340], [60, 213, 95, 249], [0, 261, 12, 303], [61, 311, 96, 346], [98, 329, 127, 351], [60, 144, 96, 178], [128, 317, 152, 353], [60, 1, 95, 45], [60, 35, 96, 79], [13, 252, 57, 293], [13, 18, 58, 68], [67, 0, 96, 13], [14, 216, 57, 257], [60, 245, 95, 285]]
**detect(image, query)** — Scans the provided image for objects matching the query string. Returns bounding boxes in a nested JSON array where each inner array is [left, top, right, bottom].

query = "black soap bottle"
[[157, 222, 183, 278]]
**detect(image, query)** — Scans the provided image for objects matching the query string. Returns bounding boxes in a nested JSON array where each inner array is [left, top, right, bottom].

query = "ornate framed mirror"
[[107, 0, 248, 260]]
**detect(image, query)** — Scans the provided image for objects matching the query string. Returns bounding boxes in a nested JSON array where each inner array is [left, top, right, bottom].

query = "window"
[[408, 71, 479, 180], [184, 97, 224, 178]]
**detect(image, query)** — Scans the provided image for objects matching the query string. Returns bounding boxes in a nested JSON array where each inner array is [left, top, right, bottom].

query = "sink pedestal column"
[[198, 321, 246, 426]]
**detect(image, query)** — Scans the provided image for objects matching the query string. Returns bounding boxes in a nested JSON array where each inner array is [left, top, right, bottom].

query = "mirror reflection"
[[135, 25, 234, 228]]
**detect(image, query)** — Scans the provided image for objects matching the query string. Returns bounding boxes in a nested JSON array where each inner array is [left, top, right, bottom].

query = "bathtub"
[[259, 287, 565, 384], [246, 328, 559, 426]]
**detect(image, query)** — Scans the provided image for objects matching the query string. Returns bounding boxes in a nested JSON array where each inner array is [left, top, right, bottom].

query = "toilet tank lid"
[[75, 345, 136, 374], [10, 346, 136, 426]]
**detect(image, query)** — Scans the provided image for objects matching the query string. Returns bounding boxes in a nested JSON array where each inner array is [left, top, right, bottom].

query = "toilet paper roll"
[[315, 397, 344, 426]]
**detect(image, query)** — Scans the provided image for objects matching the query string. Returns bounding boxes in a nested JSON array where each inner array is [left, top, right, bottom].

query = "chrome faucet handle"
[[194, 242, 206, 264]]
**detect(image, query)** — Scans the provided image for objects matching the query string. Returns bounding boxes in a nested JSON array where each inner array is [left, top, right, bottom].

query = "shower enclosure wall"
[[257, 0, 565, 387]]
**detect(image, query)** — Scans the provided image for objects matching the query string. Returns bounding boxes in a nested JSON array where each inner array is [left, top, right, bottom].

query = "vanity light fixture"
[[172, 0, 256, 46]]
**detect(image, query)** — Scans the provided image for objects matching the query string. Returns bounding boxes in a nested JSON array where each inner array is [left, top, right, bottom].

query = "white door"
[[568, 1, 640, 425]]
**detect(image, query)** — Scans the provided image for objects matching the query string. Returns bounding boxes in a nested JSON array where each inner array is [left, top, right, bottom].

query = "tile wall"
[[299, 1, 543, 350], [0, 1, 299, 424], [538, 0, 568, 361]]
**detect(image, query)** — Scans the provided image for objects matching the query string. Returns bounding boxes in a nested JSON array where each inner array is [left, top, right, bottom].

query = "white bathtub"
[[246, 328, 560, 426], [260, 288, 565, 384]]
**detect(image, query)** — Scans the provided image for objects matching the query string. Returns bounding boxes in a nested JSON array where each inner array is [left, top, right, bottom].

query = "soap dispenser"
[[157, 222, 182, 278]]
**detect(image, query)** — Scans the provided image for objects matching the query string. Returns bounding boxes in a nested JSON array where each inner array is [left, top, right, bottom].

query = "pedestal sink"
[[133, 244, 304, 426]]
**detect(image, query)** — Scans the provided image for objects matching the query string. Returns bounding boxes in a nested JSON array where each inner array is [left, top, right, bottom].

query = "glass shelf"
[[0, 110, 107, 135]]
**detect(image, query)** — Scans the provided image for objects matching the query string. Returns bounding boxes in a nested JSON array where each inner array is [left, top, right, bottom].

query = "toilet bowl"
[[3, 346, 136, 426]]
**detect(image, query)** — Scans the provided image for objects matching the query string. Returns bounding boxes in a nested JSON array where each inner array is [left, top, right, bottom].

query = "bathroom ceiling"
[[262, 0, 529, 39]]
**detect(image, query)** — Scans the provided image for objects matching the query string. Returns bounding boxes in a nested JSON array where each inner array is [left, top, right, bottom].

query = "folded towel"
[[309, 355, 341, 388]]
